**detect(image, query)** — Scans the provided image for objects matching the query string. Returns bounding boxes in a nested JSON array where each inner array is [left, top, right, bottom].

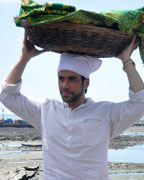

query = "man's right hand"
[[5, 32, 47, 84], [21, 32, 47, 61]]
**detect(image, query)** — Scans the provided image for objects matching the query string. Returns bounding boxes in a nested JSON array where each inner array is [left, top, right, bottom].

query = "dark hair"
[[81, 76, 87, 94]]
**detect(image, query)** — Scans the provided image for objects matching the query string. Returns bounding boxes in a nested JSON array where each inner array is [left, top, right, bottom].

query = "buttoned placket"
[[64, 99, 91, 147], [66, 108, 73, 146]]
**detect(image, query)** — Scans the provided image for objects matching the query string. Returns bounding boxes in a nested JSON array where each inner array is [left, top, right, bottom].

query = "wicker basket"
[[21, 20, 134, 57]]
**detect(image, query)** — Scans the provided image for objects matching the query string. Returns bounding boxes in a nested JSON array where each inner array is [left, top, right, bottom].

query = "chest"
[[42, 106, 111, 149]]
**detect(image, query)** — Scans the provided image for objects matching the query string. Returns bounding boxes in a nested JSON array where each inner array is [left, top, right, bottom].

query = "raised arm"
[[0, 32, 47, 129], [6, 32, 47, 84], [117, 35, 144, 92]]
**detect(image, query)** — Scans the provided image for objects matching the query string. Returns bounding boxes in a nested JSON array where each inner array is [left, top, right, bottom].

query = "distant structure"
[[0, 107, 4, 120], [0, 108, 33, 128]]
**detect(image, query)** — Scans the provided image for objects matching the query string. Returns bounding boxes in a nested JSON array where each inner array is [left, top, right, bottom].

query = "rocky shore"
[[0, 126, 144, 179]]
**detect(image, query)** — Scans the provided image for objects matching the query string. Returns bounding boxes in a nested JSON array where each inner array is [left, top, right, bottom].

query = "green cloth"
[[15, 0, 144, 62]]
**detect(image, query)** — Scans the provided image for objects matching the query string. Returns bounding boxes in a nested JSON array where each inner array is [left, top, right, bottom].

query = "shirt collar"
[[62, 98, 93, 110]]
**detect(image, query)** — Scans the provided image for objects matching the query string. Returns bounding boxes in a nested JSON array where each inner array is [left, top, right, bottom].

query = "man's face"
[[58, 70, 87, 103]]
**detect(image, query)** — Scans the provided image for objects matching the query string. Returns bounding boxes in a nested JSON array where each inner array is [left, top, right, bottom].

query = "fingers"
[[116, 35, 139, 61], [23, 31, 28, 44], [23, 31, 31, 44], [132, 35, 136, 43], [129, 35, 136, 49], [134, 36, 140, 48], [132, 35, 136, 42], [23, 31, 48, 56], [130, 35, 140, 50]]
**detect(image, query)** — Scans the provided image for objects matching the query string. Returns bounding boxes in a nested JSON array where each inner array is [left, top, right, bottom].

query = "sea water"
[[0, 114, 144, 163], [108, 144, 144, 163], [1, 141, 144, 163]]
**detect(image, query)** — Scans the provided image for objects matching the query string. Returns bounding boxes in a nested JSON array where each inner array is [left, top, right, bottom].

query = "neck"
[[68, 96, 86, 110]]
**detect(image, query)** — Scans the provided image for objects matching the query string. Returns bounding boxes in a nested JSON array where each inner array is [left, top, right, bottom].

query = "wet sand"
[[0, 126, 144, 179]]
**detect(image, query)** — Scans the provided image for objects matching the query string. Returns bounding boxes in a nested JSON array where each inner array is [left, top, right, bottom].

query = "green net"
[[15, 0, 144, 62]]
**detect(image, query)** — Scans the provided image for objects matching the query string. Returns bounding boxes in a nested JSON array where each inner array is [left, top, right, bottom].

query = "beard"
[[60, 86, 84, 103]]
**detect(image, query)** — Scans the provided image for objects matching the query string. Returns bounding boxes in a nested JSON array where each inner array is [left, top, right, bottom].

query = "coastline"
[[0, 126, 144, 179]]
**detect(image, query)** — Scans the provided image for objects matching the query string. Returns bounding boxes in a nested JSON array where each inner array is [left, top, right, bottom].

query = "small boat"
[[21, 143, 42, 148]]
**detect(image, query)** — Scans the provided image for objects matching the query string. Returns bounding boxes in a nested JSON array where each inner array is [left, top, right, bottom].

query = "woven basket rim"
[[21, 20, 132, 35], [20, 20, 134, 57]]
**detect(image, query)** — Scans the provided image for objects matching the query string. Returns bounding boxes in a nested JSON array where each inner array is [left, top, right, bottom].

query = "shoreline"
[[0, 121, 143, 128], [0, 126, 144, 179]]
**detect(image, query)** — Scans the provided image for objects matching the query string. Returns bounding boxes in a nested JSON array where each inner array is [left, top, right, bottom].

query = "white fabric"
[[1, 81, 144, 180], [57, 53, 102, 78]]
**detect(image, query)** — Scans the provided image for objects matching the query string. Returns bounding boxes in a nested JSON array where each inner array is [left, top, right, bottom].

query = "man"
[[0, 32, 144, 180]]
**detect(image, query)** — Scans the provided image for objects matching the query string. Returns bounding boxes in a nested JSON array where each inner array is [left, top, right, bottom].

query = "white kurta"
[[1, 80, 144, 180]]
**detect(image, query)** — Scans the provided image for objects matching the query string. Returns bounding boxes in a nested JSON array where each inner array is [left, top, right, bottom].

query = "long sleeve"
[[0, 80, 44, 130], [110, 89, 144, 139]]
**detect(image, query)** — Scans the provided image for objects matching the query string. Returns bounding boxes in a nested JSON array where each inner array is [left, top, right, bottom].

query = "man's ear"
[[85, 78, 90, 89]]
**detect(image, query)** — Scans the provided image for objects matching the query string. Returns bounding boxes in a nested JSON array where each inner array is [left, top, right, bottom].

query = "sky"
[[0, 0, 144, 115]]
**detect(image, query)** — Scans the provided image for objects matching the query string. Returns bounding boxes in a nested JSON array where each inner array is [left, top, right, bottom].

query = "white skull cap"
[[57, 53, 102, 78]]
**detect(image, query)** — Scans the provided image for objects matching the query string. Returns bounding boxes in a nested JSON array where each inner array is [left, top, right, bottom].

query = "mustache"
[[60, 88, 72, 93]]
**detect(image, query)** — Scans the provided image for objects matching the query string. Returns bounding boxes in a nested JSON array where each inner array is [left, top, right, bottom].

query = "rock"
[[0, 166, 43, 180]]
